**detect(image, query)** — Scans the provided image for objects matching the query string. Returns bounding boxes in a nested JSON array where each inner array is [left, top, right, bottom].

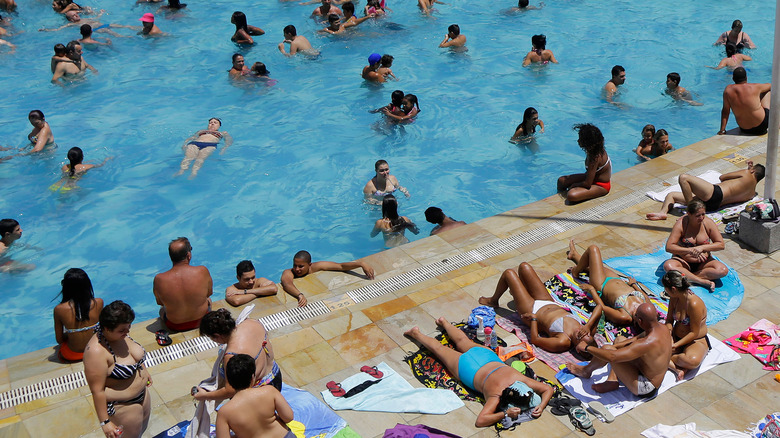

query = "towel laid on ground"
[[321, 362, 464, 414], [724, 319, 780, 371], [383, 423, 463, 438], [555, 334, 740, 418], [604, 247, 743, 325], [641, 422, 751, 438], [282, 384, 350, 438]]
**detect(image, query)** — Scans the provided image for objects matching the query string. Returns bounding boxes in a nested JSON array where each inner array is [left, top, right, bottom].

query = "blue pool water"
[[0, 0, 774, 359]]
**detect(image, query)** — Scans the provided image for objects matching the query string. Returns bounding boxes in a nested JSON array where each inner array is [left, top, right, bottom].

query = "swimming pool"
[[0, 0, 774, 359]]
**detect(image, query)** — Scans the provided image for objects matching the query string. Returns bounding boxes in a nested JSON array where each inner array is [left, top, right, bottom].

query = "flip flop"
[[586, 401, 614, 423], [326, 381, 346, 397], [360, 365, 383, 378], [155, 330, 172, 346], [569, 405, 595, 436], [549, 397, 581, 416]]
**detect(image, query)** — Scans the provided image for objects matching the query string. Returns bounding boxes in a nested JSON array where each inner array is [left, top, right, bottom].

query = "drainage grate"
[[0, 144, 763, 410]]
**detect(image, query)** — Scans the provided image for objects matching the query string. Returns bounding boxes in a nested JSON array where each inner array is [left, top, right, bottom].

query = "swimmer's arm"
[[0, 39, 14, 50], [370, 220, 382, 238], [289, 42, 299, 55], [234, 29, 254, 44], [316, 260, 375, 279], [405, 218, 420, 235], [635, 145, 650, 161], [31, 125, 52, 152], [743, 33, 756, 49], [83, 59, 97, 73], [708, 59, 727, 70], [280, 269, 306, 303], [182, 133, 199, 147], [277, 42, 288, 55], [439, 34, 453, 48], [537, 119, 545, 133], [719, 89, 732, 134], [521, 52, 532, 67], [40, 23, 75, 32], [549, 51, 558, 63], [219, 132, 233, 154], [740, 53, 752, 62], [475, 396, 504, 428], [344, 14, 372, 27], [713, 33, 726, 45]]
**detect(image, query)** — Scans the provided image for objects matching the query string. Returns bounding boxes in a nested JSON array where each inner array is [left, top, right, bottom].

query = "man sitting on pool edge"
[[280, 250, 375, 307], [225, 260, 278, 307]]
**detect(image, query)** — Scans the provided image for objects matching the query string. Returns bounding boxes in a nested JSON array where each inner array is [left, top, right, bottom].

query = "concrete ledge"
[[739, 212, 780, 253]]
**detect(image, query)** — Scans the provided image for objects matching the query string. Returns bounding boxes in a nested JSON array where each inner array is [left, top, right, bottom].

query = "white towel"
[[646, 170, 722, 204], [641, 423, 751, 438]]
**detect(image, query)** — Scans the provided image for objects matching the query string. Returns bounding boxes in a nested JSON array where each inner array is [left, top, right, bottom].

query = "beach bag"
[[747, 199, 779, 221]]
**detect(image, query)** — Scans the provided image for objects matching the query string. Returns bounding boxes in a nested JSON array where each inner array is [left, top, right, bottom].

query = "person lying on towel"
[[405, 318, 553, 427], [567, 241, 651, 326], [479, 262, 603, 353]]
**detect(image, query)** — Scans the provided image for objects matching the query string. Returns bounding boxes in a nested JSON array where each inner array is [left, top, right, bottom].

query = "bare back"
[[217, 386, 292, 438], [633, 324, 672, 387], [724, 82, 769, 129], [718, 169, 757, 204], [54, 298, 103, 351], [225, 320, 275, 383], [153, 264, 212, 323]]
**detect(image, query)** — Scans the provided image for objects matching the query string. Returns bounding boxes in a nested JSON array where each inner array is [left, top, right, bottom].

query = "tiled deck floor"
[[1, 133, 778, 438]]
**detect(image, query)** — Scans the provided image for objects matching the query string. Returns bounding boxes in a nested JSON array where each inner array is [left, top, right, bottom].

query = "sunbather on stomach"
[[567, 241, 651, 327], [478, 262, 603, 354], [662, 270, 710, 381]]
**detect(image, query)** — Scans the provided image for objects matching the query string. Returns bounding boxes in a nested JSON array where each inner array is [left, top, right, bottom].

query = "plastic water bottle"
[[476, 316, 485, 342], [489, 328, 498, 350], [483, 326, 492, 346]]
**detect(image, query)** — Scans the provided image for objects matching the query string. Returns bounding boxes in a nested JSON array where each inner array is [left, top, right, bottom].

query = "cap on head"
[[139, 13, 155, 22], [368, 53, 381, 65]]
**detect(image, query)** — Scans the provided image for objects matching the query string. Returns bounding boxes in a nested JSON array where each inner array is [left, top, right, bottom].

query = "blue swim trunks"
[[457, 347, 503, 390]]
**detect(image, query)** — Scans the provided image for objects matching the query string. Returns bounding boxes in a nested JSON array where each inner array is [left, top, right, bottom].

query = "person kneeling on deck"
[[565, 303, 672, 398], [225, 260, 278, 307], [405, 318, 553, 427], [280, 250, 375, 307], [153, 237, 212, 332], [216, 354, 295, 438]]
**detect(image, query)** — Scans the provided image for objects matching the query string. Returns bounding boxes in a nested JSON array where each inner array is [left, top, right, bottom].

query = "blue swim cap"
[[368, 53, 381, 64]]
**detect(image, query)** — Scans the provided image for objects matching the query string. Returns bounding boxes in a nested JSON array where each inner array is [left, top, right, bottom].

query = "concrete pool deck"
[[0, 132, 778, 438]]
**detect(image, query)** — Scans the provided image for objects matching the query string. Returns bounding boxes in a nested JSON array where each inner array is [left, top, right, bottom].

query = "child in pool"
[[635, 124, 655, 161]]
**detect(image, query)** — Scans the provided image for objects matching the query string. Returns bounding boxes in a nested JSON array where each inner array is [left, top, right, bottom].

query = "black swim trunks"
[[740, 108, 769, 135], [704, 185, 724, 212]]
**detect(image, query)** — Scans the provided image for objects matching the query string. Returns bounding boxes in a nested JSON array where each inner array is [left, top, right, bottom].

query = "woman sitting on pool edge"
[[175, 117, 233, 179], [405, 317, 553, 427], [54, 268, 104, 362], [557, 123, 611, 203]]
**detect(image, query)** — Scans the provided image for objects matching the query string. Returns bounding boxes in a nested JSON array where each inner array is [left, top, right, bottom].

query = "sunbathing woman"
[[53, 268, 103, 362], [662, 270, 709, 380], [175, 117, 233, 178], [405, 318, 553, 427], [567, 241, 650, 326], [557, 123, 611, 203], [370, 194, 419, 247], [663, 199, 728, 291], [479, 262, 602, 353]]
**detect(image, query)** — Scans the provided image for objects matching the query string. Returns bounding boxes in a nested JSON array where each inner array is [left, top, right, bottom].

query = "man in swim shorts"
[[719, 67, 771, 136], [228, 53, 249, 77], [565, 304, 672, 398], [647, 160, 765, 220], [280, 250, 375, 307], [604, 65, 625, 104], [153, 237, 213, 331], [425, 206, 466, 235], [225, 260, 278, 307]]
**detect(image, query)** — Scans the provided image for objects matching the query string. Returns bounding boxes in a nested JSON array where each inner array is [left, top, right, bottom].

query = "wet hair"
[[519, 107, 538, 134], [498, 384, 534, 412], [168, 236, 191, 263], [99, 300, 135, 331], [666, 72, 680, 86], [517, 0, 529, 7], [753, 163, 765, 182], [236, 260, 255, 277], [294, 250, 312, 263], [342, 1, 355, 14], [225, 353, 255, 390], [327, 13, 339, 24], [284, 24, 297, 37], [611, 65, 625, 78], [641, 124, 655, 138], [167, 0, 186, 9], [403, 94, 420, 112], [653, 129, 668, 142], [374, 159, 388, 171], [231, 11, 248, 32], [573, 123, 605, 161], [731, 19, 743, 30], [382, 194, 404, 230], [531, 34, 546, 50], [424, 206, 445, 224], [67, 146, 84, 177], [54, 43, 67, 55], [250, 62, 269, 76], [209, 117, 222, 127], [725, 42, 737, 58], [59, 268, 95, 321], [380, 54, 393, 68], [79, 23, 92, 37], [391, 90, 404, 106], [199, 308, 236, 338], [29, 110, 45, 120], [0, 219, 20, 238], [447, 24, 460, 36], [231, 53, 243, 63], [732, 67, 747, 83], [661, 270, 691, 291], [686, 198, 706, 214]]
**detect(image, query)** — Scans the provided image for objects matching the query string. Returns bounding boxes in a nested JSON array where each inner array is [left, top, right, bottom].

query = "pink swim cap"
[[139, 13, 155, 22]]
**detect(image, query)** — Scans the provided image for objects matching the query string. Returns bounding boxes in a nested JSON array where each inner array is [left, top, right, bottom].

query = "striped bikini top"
[[102, 335, 146, 380]]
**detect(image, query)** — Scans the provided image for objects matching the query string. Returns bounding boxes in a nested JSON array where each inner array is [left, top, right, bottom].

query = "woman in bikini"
[[53, 268, 104, 362], [195, 309, 281, 402], [662, 270, 709, 380], [557, 123, 611, 203], [566, 241, 650, 326], [709, 43, 752, 71], [50, 147, 110, 191], [405, 318, 553, 427], [370, 194, 419, 247], [363, 159, 410, 204], [714, 19, 756, 52], [479, 263, 602, 353], [510, 107, 544, 142], [84, 301, 152, 438], [521, 34, 558, 66], [635, 124, 655, 161], [230, 11, 264, 44], [27, 110, 55, 153], [176, 117, 233, 179], [663, 199, 728, 291]]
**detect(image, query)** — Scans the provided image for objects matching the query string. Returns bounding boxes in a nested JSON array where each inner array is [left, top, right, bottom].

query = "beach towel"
[[604, 247, 743, 325], [322, 362, 464, 414], [495, 313, 589, 371], [383, 423, 463, 438], [724, 319, 780, 371], [555, 334, 739, 418], [641, 422, 751, 438], [751, 413, 780, 438]]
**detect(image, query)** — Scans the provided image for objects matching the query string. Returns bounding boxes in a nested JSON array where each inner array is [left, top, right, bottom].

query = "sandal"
[[326, 381, 346, 397], [156, 330, 172, 346], [360, 365, 383, 378], [569, 405, 595, 436], [549, 397, 581, 416], [586, 401, 614, 423]]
